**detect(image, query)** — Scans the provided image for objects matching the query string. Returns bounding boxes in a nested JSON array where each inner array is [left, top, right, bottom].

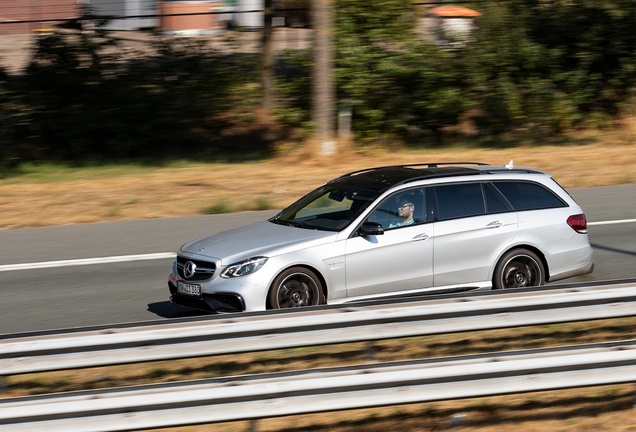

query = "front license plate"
[[177, 282, 201, 296]]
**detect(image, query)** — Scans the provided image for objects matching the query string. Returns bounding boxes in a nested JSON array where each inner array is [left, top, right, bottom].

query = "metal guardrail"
[[2, 282, 636, 375], [2, 339, 636, 431]]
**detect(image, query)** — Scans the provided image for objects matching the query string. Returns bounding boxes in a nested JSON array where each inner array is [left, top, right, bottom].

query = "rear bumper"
[[549, 259, 594, 282], [168, 281, 246, 313]]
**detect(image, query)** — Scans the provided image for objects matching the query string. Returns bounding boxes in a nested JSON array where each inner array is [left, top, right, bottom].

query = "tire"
[[268, 267, 325, 309], [493, 248, 545, 289]]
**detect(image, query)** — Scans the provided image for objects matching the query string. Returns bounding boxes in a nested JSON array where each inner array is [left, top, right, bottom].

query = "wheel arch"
[[266, 264, 329, 309], [494, 245, 550, 284]]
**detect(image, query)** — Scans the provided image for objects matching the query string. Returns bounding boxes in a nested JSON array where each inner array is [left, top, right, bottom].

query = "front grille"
[[171, 293, 215, 312], [177, 256, 216, 282]]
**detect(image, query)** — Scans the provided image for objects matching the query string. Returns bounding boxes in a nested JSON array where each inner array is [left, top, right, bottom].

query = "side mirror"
[[359, 221, 384, 236]]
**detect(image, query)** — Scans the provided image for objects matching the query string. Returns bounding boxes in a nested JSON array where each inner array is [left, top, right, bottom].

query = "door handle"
[[486, 221, 503, 229], [412, 233, 430, 242]]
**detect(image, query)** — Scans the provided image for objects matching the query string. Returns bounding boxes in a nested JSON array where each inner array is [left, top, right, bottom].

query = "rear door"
[[432, 182, 518, 286]]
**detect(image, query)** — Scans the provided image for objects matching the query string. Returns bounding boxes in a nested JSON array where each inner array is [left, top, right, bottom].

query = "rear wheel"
[[493, 249, 544, 289], [268, 267, 325, 309]]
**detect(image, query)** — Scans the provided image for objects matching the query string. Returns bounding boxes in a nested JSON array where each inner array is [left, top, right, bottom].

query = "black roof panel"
[[328, 166, 480, 192]]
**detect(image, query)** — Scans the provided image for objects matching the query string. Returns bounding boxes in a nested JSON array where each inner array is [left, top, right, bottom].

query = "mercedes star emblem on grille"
[[184, 261, 197, 279]]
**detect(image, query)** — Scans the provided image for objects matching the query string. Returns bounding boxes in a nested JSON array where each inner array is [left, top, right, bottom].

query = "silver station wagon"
[[168, 162, 594, 313]]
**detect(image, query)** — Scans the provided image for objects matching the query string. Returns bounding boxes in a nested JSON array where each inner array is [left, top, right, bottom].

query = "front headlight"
[[220, 257, 268, 278]]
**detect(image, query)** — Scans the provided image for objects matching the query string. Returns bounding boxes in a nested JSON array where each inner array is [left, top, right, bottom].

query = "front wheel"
[[493, 249, 545, 289], [268, 267, 325, 309]]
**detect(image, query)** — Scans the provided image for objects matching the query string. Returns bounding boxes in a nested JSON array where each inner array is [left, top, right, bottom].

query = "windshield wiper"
[[270, 219, 304, 228]]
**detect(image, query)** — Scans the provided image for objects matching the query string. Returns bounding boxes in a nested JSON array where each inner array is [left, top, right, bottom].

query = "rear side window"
[[493, 181, 567, 211], [434, 183, 485, 220]]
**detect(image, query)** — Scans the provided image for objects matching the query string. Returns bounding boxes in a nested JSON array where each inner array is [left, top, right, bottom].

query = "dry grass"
[[208, 386, 636, 432], [153, 387, 636, 432], [1, 138, 636, 229]]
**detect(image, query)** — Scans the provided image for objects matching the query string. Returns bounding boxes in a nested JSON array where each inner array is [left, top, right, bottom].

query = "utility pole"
[[311, 0, 336, 155], [262, 0, 274, 110]]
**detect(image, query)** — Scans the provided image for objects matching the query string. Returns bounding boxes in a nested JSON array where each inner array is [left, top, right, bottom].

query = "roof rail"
[[336, 162, 489, 179], [483, 168, 545, 175]]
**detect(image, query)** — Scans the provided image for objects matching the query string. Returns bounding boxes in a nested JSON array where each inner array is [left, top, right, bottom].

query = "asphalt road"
[[0, 185, 635, 335]]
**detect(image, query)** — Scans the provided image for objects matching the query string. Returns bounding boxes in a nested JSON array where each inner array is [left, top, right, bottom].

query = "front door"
[[345, 188, 434, 298]]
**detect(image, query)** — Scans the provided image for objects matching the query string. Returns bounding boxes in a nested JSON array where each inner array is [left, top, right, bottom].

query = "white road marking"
[[588, 218, 636, 226], [0, 253, 177, 272], [0, 218, 634, 272]]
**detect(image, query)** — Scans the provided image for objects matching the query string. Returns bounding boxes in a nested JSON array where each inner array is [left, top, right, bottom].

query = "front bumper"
[[168, 280, 246, 313]]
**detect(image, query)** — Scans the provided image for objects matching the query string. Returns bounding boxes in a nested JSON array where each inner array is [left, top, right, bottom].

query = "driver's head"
[[397, 195, 414, 219]]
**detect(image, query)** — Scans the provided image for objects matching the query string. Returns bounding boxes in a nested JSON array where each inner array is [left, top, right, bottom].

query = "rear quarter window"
[[493, 181, 567, 211]]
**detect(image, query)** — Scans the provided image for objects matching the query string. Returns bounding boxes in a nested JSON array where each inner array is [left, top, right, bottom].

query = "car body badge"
[[184, 261, 197, 279]]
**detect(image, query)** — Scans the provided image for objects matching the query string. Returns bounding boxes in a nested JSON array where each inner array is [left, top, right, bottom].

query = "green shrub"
[[204, 201, 233, 214]]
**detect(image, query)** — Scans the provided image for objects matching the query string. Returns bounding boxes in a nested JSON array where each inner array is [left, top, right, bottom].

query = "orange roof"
[[427, 5, 482, 17]]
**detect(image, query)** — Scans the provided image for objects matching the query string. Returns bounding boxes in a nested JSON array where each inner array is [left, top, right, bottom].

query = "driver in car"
[[389, 196, 415, 228]]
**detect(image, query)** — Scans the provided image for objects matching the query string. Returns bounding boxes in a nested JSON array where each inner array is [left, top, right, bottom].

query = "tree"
[[262, 0, 275, 110], [312, 0, 336, 154], [334, 0, 467, 143]]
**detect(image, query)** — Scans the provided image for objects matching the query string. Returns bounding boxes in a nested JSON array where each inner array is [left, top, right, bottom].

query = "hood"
[[180, 220, 337, 265]]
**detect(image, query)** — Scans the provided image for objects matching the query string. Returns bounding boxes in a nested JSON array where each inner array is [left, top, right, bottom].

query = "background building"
[[0, 0, 80, 35], [426, 5, 481, 47], [87, 0, 158, 31]]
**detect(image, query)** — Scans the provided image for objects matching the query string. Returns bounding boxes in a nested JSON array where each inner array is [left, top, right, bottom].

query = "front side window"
[[492, 181, 567, 211], [272, 184, 380, 231], [434, 183, 486, 220], [366, 189, 426, 230]]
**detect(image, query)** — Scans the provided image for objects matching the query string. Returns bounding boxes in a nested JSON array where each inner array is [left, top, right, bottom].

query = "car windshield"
[[271, 183, 381, 231]]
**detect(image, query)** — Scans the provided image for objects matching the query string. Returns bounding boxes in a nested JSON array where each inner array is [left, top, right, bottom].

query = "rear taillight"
[[567, 214, 588, 234]]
